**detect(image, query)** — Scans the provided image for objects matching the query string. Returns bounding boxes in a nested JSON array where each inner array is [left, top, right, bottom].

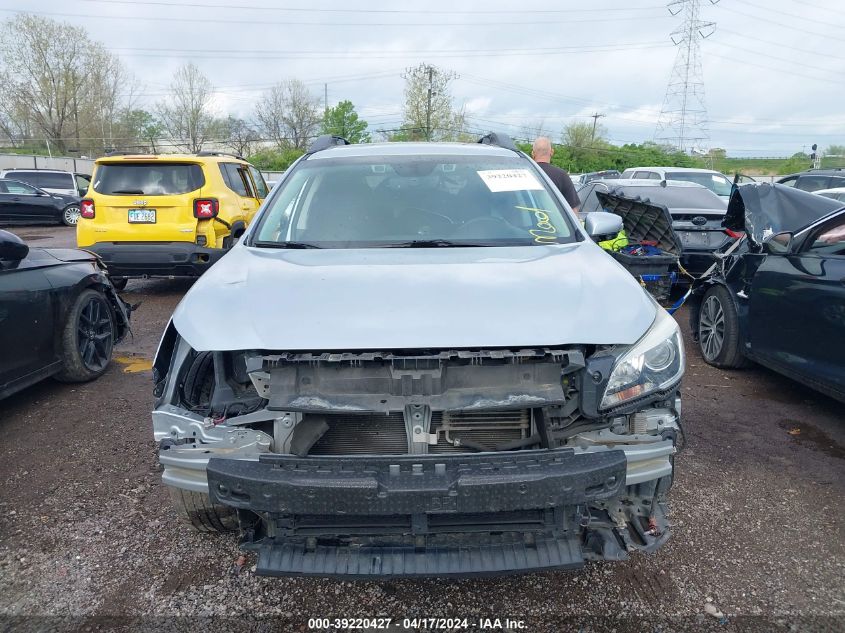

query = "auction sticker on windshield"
[[478, 169, 544, 192]]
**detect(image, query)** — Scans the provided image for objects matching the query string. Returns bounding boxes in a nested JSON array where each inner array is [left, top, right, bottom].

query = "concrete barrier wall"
[[0, 153, 95, 174]]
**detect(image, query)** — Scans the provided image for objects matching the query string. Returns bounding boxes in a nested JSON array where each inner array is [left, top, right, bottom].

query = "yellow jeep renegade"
[[77, 152, 269, 288]]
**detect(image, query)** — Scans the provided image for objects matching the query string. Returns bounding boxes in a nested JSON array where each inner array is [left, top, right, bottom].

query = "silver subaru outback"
[[151, 133, 684, 578]]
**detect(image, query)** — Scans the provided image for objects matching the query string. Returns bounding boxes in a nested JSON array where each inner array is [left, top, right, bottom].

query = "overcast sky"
[[3, 0, 843, 156]]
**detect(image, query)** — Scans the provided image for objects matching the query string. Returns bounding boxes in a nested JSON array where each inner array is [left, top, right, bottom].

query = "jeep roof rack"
[[308, 135, 351, 154], [477, 132, 517, 152], [195, 150, 245, 160]]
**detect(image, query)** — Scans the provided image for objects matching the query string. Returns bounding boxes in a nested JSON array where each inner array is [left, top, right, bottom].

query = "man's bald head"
[[532, 137, 553, 162]]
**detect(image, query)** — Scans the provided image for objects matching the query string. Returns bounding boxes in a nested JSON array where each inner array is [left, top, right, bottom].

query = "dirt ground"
[[1, 226, 843, 633]]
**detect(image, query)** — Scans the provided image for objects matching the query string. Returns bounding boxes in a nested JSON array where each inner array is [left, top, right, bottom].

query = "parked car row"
[[0, 168, 90, 197], [0, 178, 82, 226]]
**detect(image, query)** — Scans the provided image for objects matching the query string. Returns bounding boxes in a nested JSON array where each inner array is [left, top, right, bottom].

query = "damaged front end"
[[152, 313, 683, 578]]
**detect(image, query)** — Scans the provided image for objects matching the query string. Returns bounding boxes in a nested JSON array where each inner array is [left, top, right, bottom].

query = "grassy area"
[[710, 155, 845, 177]]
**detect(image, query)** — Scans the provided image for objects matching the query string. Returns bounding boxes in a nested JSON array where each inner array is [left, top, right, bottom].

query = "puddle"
[[779, 420, 844, 460], [114, 355, 153, 373]]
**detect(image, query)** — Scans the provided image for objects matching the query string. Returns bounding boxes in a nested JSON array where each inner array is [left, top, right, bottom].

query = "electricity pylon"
[[654, 0, 719, 153]]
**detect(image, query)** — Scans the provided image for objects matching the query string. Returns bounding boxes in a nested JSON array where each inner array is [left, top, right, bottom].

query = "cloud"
[[15, 0, 844, 155]]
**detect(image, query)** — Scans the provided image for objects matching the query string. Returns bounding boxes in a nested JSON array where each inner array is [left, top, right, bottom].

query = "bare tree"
[[254, 79, 321, 151], [401, 63, 464, 142], [0, 14, 128, 154], [157, 63, 217, 153], [222, 116, 260, 156]]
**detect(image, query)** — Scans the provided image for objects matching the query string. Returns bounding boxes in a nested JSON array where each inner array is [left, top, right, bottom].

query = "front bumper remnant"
[[204, 448, 668, 578]]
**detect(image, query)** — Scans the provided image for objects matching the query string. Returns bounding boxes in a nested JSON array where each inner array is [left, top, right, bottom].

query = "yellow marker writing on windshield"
[[515, 206, 558, 243]]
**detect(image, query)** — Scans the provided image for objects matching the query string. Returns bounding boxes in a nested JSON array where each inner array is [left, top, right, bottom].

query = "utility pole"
[[654, 0, 719, 152], [324, 83, 328, 114], [425, 65, 433, 141], [590, 113, 605, 144]]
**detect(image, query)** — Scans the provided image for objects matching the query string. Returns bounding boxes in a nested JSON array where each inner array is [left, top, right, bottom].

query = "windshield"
[[667, 171, 732, 197], [93, 163, 205, 195], [253, 155, 576, 248]]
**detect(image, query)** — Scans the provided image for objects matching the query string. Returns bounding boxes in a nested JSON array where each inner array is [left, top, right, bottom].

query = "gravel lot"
[[1, 226, 843, 632]]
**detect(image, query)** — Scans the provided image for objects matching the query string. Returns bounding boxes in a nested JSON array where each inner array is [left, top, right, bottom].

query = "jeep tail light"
[[724, 229, 745, 239], [193, 198, 219, 219], [80, 199, 95, 219]]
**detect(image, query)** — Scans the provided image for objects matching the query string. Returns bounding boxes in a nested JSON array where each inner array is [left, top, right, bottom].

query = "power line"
[[717, 27, 845, 62], [0, 8, 671, 27], [734, 0, 845, 28], [78, 0, 667, 15], [110, 43, 671, 60], [719, 5, 845, 42]]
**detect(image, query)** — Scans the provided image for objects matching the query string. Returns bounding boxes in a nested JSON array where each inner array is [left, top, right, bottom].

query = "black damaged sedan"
[[690, 183, 845, 402], [0, 230, 130, 400]]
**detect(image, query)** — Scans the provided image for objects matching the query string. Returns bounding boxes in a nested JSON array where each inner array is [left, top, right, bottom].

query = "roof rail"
[[196, 150, 245, 160], [308, 135, 351, 153], [477, 132, 517, 152]]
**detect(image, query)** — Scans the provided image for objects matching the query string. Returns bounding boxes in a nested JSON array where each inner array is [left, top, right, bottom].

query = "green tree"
[[825, 144, 845, 156], [119, 109, 163, 153], [247, 147, 304, 171], [321, 100, 370, 143]]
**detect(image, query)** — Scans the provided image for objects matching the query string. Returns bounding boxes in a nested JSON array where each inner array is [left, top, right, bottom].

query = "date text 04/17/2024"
[[306, 617, 527, 630]]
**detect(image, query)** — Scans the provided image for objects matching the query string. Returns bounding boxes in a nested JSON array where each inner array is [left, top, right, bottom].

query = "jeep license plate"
[[128, 209, 156, 223]]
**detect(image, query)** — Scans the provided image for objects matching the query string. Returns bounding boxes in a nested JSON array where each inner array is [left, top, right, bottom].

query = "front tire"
[[55, 289, 116, 382], [169, 488, 239, 533], [62, 204, 81, 226], [698, 285, 749, 368]]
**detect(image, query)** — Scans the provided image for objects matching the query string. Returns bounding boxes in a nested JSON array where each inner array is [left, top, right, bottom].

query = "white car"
[[620, 166, 733, 199], [0, 168, 89, 197], [814, 187, 845, 203], [151, 134, 685, 578]]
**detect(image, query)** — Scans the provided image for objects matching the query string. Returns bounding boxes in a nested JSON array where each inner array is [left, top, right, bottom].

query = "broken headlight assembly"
[[601, 308, 684, 409]]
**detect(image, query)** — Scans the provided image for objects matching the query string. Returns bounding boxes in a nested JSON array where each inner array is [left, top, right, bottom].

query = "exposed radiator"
[[307, 409, 531, 456], [430, 409, 530, 454], [309, 412, 410, 455]]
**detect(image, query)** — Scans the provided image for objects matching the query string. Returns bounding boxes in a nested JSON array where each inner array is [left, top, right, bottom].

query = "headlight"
[[601, 308, 684, 409]]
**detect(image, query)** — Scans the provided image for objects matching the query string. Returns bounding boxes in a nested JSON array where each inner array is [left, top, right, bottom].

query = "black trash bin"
[[595, 190, 682, 303]]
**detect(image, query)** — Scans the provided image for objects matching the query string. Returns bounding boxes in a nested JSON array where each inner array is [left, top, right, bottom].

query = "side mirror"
[[0, 230, 29, 262], [764, 231, 793, 255], [585, 211, 623, 242]]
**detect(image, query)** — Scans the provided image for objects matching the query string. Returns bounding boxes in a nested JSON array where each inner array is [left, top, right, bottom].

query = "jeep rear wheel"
[[169, 488, 239, 533], [698, 285, 749, 369]]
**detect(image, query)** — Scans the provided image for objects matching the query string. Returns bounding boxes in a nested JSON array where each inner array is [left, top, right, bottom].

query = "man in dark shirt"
[[532, 137, 580, 212]]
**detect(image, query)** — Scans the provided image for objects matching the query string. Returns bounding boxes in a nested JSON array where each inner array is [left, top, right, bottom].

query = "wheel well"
[[231, 221, 246, 238]]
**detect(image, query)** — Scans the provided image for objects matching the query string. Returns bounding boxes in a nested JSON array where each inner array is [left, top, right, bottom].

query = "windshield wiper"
[[383, 239, 493, 248], [253, 240, 322, 249], [110, 189, 145, 194]]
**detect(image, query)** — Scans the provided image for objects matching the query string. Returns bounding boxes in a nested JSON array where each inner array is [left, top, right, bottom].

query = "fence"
[[0, 153, 95, 174]]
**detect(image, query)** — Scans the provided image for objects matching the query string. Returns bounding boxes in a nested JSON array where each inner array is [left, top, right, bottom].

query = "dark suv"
[[777, 168, 845, 192]]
